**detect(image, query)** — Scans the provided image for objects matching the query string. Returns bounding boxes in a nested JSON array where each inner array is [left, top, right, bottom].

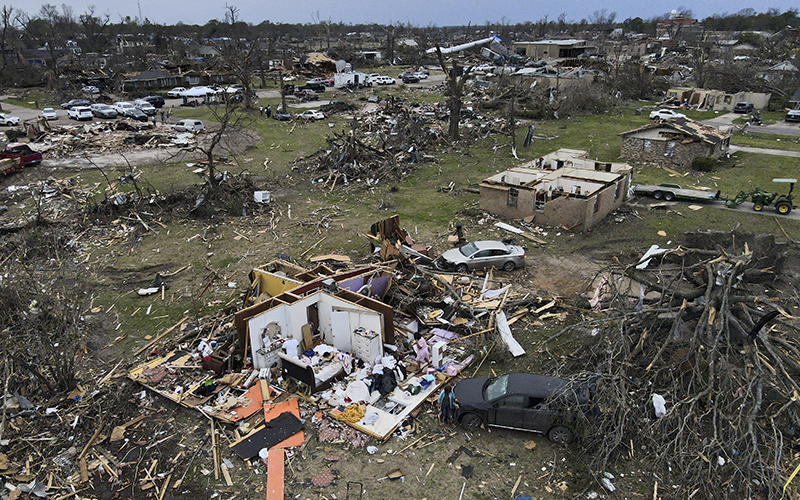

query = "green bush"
[[691, 156, 717, 172]]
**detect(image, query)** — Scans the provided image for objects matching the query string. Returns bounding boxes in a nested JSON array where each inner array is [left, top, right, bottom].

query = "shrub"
[[691, 156, 717, 172]]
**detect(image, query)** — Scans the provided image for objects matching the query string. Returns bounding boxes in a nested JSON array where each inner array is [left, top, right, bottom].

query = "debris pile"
[[30, 121, 201, 159], [553, 231, 800, 498]]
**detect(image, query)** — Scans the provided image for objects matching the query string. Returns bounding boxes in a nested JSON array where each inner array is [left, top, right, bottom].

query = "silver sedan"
[[436, 240, 525, 272]]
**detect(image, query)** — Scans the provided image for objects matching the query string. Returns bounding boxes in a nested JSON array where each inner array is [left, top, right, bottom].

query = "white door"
[[330, 311, 352, 352]]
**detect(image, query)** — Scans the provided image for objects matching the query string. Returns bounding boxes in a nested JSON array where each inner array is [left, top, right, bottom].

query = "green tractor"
[[725, 178, 796, 215]]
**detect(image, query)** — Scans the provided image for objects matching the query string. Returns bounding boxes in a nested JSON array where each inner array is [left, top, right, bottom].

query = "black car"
[[60, 99, 92, 110], [142, 95, 165, 108], [320, 100, 355, 113], [299, 82, 326, 93], [402, 74, 420, 84], [127, 108, 148, 122], [453, 373, 595, 444], [734, 101, 754, 113]]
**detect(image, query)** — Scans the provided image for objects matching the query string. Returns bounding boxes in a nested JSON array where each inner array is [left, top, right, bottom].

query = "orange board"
[[266, 448, 284, 500], [263, 398, 304, 449], [228, 384, 265, 422]]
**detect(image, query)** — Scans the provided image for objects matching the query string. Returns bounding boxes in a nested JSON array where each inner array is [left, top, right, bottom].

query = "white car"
[[171, 119, 205, 132], [113, 101, 136, 117], [166, 87, 186, 98], [373, 76, 396, 85], [412, 71, 428, 80], [650, 109, 686, 120], [67, 106, 93, 120], [298, 110, 325, 121], [82, 85, 100, 94], [134, 99, 157, 116], [42, 108, 58, 120], [0, 113, 20, 126]]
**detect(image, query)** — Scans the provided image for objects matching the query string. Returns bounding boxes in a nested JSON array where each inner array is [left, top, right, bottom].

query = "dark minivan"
[[453, 373, 595, 444]]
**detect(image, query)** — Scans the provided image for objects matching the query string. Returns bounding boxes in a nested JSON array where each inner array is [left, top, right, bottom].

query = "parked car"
[[649, 108, 686, 120], [785, 109, 800, 123], [435, 240, 525, 272], [300, 82, 326, 92], [413, 71, 429, 79], [305, 77, 328, 85], [67, 106, 93, 121], [166, 87, 187, 98], [60, 99, 91, 110], [320, 100, 355, 113], [82, 85, 100, 94], [272, 111, 292, 121], [0, 113, 21, 126], [1, 143, 42, 166], [402, 74, 420, 84], [42, 108, 58, 120], [734, 101, 754, 113], [453, 373, 596, 444], [171, 119, 205, 132], [142, 95, 165, 108], [373, 76, 396, 85], [134, 99, 157, 116], [127, 108, 149, 122], [90, 103, 118, 118], [297, 110, 325, 121], [113, 102, 136, 117], [294, 89, 319, 101]]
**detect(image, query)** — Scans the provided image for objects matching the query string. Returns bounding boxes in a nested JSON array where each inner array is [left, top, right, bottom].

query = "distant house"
[[510, 39, 596, 60], [619, 118, 731, 167], [122, 69, 179, 90], [667, 87, 770, 111], [479, 149, 632, 232]]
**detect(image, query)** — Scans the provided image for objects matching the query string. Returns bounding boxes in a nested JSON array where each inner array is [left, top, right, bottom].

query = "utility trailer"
[[633, 183, 721, 202]]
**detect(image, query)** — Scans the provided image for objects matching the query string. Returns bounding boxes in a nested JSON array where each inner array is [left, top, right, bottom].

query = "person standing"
[[166, 108, 171, 123], [266, 105, 271, 118], [438, 386, 455, 424]]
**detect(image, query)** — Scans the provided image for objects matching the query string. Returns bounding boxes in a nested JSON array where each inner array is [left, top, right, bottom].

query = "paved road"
[[729, 145, 800, 158], [702, 112, 800, 137]]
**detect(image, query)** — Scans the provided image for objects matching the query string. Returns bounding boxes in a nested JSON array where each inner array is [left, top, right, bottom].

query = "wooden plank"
[[221, 463, 233, 487], [266, 448, 285, 500], [263, 398, 304, 449], [78, 458, 89, 483], [309, 254, 351, 263]]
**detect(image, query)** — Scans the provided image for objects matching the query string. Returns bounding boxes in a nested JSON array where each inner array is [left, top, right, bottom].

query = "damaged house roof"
[[619, 117, 731, 146]]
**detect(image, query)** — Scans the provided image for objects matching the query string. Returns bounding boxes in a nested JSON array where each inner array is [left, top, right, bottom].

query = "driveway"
[[729, 145, 800, 158], [702, 112, 800, 137]]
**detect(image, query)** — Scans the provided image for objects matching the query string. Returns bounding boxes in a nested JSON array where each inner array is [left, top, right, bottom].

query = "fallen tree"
[[546, 231, 800, 499]]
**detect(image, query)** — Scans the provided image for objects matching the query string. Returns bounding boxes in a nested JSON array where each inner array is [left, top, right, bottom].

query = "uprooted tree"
[[435, 47, 472, 141], [547, 231, 800, 498]]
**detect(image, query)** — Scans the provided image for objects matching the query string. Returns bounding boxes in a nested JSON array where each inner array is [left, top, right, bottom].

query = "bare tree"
[[21, 4, 76, 91], [382, 23, 402, 65], [78, 7, 110, 54], [197, 96, 245, 186], [0, 6, 20, 70], [435, 47, 472, 141]]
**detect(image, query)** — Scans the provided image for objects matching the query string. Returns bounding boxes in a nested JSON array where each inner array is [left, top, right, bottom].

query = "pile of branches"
[[551, 231, 800, 499], [295, 98, 446, 190]]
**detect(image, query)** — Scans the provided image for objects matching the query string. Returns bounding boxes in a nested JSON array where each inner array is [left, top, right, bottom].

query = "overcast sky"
[[5, 1, 797, 27]]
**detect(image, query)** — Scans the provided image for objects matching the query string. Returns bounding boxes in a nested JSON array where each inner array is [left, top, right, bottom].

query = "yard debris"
[[551, 230, 800, 498]]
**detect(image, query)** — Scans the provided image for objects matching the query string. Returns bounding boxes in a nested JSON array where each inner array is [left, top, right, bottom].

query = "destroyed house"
[[479, 150, 631, 231], [619, 117, 731, 167], [511, 39, 596, 60], [235, 261, 394, 376]]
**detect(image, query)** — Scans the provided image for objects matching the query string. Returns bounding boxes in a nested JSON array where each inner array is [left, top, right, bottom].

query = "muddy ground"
[[1, 122, 742, 500]]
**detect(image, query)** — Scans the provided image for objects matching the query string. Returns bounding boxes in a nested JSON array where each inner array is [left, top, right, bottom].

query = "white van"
[[171, 119, 205, 132]]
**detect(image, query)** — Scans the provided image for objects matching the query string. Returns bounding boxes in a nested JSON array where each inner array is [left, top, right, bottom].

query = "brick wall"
[[621, 137, 719, 167]]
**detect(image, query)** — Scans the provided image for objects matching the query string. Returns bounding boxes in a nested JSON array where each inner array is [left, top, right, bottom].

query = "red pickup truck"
[[0, 143, 42, 169]]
